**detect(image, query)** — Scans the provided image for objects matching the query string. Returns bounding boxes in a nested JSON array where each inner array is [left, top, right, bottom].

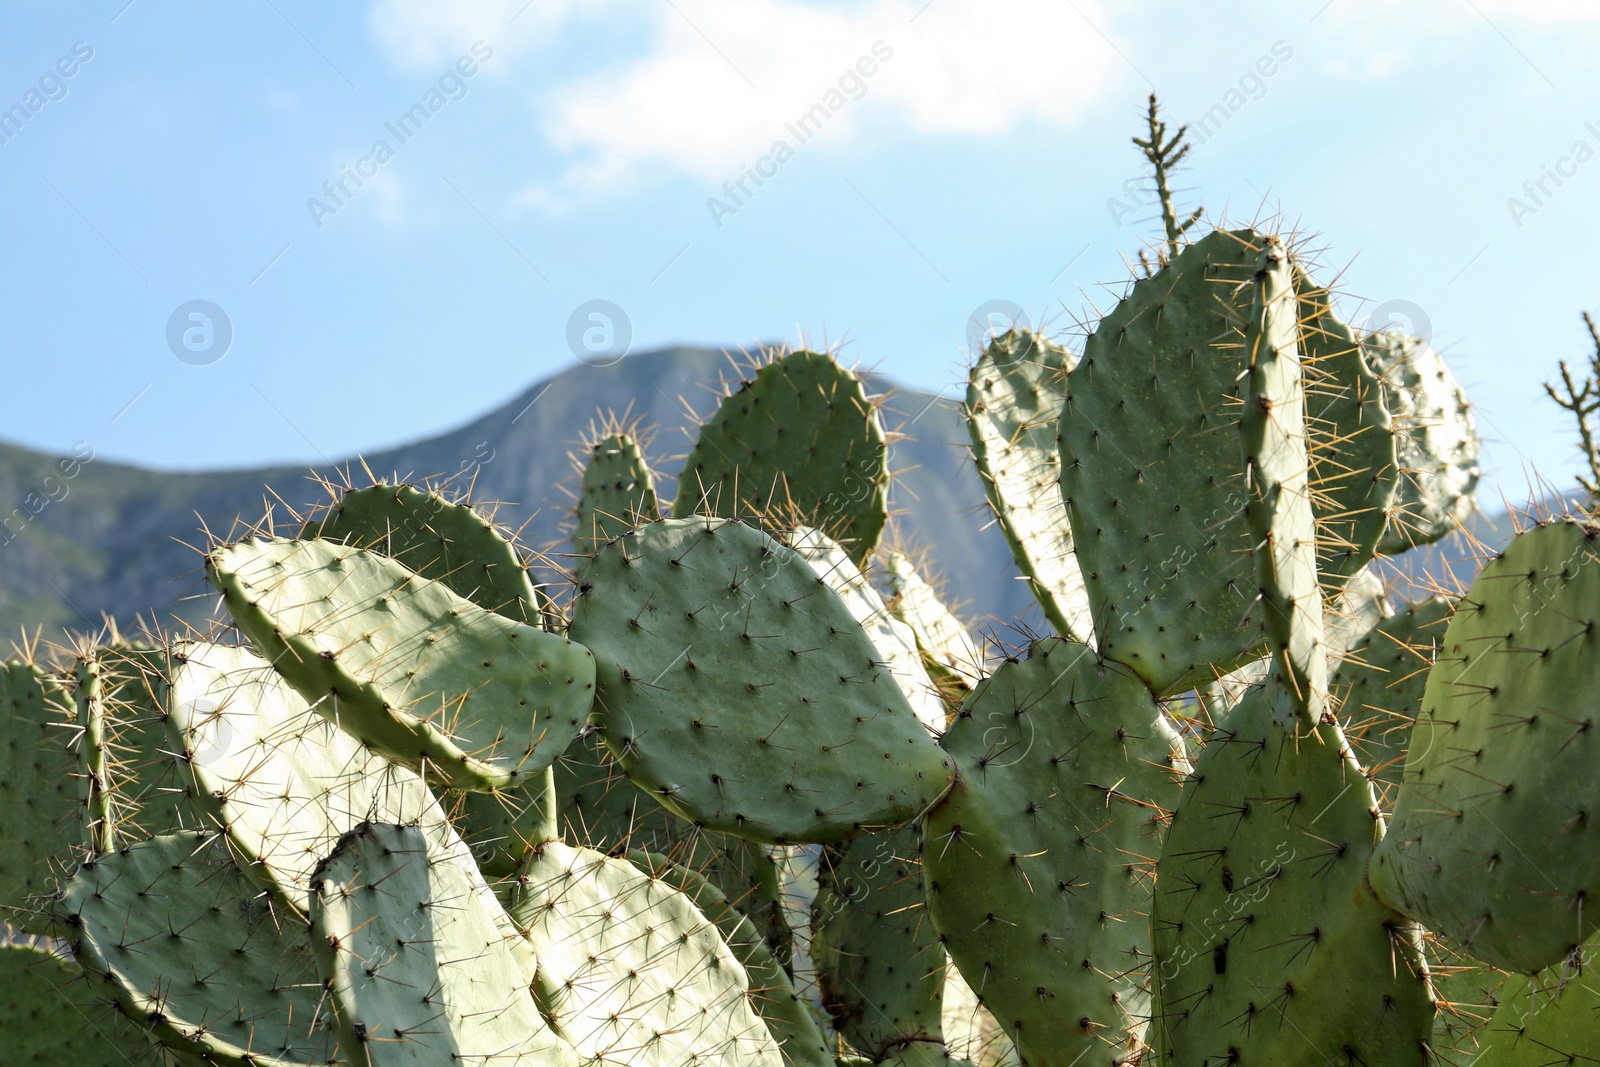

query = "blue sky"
[[2, 0, 1597, 505]]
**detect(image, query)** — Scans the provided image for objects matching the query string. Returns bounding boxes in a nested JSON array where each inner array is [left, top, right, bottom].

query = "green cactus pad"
[[569, 517, 955, 843], [60, 830, 339, 1066], [1369, 518, 1600, 974], [0, 661, 79, 931], [75, 644, 189, 851], [510, 841, 784, 1066], [785, 527, 946, 736], [1364, 331, 1480, 553], [208, 537, 595, 792], [1326, 565, 1389, 665], [1241, 238, 1328, 729], [167, 641, 449, 911], [673, 350, 889, 568], [1294, 272, 1399, 581], [0, 942, 160, 1067], [1474, 957, 1599, 1064], [302, 482, 542, 625], [874, 548, 985, 709], [965, 329, 1094, 643], [922, 639, 1187, 1066], [574, 432, 661, 556], [1151, 678, 1433, 1067], [631, 850, 833, 1067], [1335, 596, 1452, 807], [1058, 228, 1266, 695], [311, 822, 572, 1067], [812, 825, 946, 1060]]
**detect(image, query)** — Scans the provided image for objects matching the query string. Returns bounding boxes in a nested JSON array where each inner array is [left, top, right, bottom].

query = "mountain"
[[0, 346, 1038, 645]]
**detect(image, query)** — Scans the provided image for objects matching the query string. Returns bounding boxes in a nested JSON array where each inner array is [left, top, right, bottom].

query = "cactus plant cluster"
[[8, 97, 1600, 1067]]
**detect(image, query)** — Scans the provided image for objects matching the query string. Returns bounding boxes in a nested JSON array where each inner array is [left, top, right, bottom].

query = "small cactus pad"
[[1241, 238, 1328, 728], [785, 527, 946, 736], [569, 517, 955, 843], [1058, 229, 1265, 695], [168, 642, 448, 911], [1364, 330, 1481, 553], [1294, 271, 1399, 581], [922, 639, 1187, 1066], [0, 661, 78, 931], [208, 537, 595, 791], [1335, 596, 1453, 806], [574, 431, 661, 555], [1474, 957, 1600, 1064], [60, 831, 339, 1066], [632, 850, 833, 1067], [1151, 679, 1433, 1066], [875, 547, 985, 703], [0, 942, 153, 1066], [311, 822, 573, 1067], [673, 350, 889, 568], [811, 825, 946, 1059], [510, 841, 784, 1066], [965, 329, 1094, 643], [1369, 518, 1600, 974], [302, 482, 542, 625]]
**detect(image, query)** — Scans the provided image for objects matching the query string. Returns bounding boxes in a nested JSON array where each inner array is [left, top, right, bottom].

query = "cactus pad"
[[167, 641, 446, 910], [302, 482, 542, 625], [60, 830, 338, 1066], [570, 517, 955, 843], [208, 537, 595, 791], [0, 942, 155, 1066], [574, 431, 661, 556], [812, 825, 946, 1060], [511, 841, 784, 1066], [875, 548, 985, 706], [1058, 229, 1265, 694], [1151, 678, 1433, 1066], [1241, 238, 1328, 728], [674, 350, 889, 567], [922, 639, 1186, 1066], [1295, 272, 1399, 581], [1365, 330, 1480, 553], [311, 822, 572, 1067], [1370, 518, 1600, 974], [965, 329, 1094, 643], [1474, 958, 1600, 1064], [0, 661, 78, 930]]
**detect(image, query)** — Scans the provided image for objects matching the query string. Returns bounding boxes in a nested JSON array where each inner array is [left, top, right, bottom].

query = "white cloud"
[[365, 0, 595, 74], [370, 0, 1128, 206]]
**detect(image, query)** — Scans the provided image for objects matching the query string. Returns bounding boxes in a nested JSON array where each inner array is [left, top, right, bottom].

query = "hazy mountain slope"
[[0, 346, 1034, 643]]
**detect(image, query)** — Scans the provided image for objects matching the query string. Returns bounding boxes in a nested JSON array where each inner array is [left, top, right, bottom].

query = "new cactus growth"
[[674, 349, 890, 567]]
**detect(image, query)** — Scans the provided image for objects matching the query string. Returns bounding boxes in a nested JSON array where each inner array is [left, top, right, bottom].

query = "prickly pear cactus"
[[1058, 229, 1266, 695], [1364, 330, 1481, 552], [674, 349, 889, 567], [569, 517, 954, 843], [512, 841, 785, 1066], [0, 941, 150, 1066], [1370, 518, 1600, 974], [168, 641, 448, 909], [311, 822, 572, 1067], [966, 329, 1094, 644], [61, 830, 339, 1066], [0, 660, 78, 931], [302, 481, 543, 625], [574, 430, 661, 555], [1474, 951, 1600, 1064], [208, 537, 595, 791], [74, 644, 188, 849], [811, 825, 946, 1060], [1150, 680, 1434, 1066], [923, 639, 1186, 1066], [874, 547, 985, 705]]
